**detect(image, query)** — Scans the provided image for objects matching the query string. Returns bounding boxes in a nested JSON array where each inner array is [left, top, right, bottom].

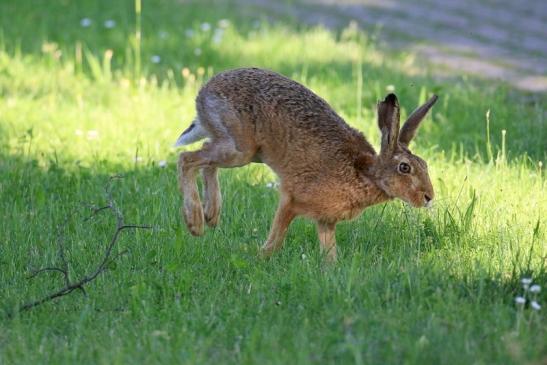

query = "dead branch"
[[19, 176, 151, 312]]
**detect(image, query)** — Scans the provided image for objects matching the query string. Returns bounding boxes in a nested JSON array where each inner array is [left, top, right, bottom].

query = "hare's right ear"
[[377, 93, 400, 156], [398, 95, 438, 147]]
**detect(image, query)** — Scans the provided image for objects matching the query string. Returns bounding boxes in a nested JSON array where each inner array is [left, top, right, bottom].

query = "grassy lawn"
[[0, 0, 545, 364]]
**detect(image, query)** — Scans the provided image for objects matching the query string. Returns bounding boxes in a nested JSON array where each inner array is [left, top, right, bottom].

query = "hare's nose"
[[424, 194, 432, 202]]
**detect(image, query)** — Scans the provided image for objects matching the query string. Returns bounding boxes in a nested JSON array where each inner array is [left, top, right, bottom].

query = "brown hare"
[[175, 68, 437, 261]]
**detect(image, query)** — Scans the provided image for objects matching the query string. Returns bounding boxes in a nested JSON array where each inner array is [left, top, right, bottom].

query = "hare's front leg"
[[202, 166, 221, 227], [260, 194, 296, 257], [316, 221, 337, 262]]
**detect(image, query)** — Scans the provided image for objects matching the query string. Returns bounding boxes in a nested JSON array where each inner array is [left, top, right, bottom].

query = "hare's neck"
[[357, 176, 392, 208], [353, 154, 391, 207]]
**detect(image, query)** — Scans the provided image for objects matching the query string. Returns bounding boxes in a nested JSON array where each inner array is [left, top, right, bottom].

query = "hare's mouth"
[[424, 194, 433, 208], [402, 194, 431, 208]]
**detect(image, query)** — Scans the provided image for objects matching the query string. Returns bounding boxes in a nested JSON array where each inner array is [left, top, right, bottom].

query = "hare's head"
[[372, 93, 438, 208]]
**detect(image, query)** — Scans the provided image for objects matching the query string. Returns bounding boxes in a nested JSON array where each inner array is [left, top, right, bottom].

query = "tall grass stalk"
[[75, 41, 82, 74], [485, 109, 494, 163], [356, 51, 363, 124], [134, 0, 142, 82], [500, 129, 507, 165]]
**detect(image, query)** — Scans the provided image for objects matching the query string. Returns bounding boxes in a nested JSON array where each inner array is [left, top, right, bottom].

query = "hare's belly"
[[291, 185, 368, 222], [295, 197, 365, 222], [289, 176, 387, 222]]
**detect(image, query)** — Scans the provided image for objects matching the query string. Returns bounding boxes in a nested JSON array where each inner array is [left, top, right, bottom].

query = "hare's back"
[[200, 68, 352, 134], [198, 68, 373, 176]]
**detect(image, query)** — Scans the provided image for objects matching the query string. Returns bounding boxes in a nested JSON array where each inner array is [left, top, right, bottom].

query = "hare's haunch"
[[176, 68, 437, 261]]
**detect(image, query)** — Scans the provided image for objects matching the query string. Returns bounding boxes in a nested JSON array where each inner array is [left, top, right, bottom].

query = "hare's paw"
[[204, 199, 220, 227], [259, 241, 278, 259], [323, 247, 337, 264], [183, 201, 205, 236]]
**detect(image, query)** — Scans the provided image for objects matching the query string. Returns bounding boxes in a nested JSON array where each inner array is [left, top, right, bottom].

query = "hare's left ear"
[[377, 93, 400, 156], [398, 95, 438, 146]]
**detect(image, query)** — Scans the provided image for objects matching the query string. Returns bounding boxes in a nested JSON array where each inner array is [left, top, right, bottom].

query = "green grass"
[[0, 0, 545, 364]]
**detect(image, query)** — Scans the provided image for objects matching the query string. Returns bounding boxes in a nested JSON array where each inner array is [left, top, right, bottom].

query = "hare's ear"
[[377, 93, 400, 156], [398, 95, 438, 146]]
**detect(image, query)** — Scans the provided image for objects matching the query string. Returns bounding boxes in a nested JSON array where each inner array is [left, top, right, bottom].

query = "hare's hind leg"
[[178, 139, 254, 235], [178, 151, 206, 236], [202, 166, 221, 227], [179, 94, 256, 235], [195, 94, 256, 229]]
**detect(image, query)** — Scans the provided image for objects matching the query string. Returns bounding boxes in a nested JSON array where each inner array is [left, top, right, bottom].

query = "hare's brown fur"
[[176, 68, 437, 261]]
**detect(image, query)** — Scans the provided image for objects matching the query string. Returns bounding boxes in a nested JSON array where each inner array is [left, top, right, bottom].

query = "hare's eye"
[[398, 162, 411, 174]]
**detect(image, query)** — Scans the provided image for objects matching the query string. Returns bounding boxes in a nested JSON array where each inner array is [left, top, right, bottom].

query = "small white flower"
[[159, 30, 169, 39], [301, 253, 307, 260], [521, 277, 532, 289], [530, 301, 541, 310], [212, 28, 224, 44], [104, 19, 116, 29], [86, 130, 99, 140], [80, 18, 92, 27], [530, 285, 541, 293], [515, 296, 526, 305], [218, 19, 230, 28], [150, 55, 161, 64], [200, 22, 211, 31], [386, 85, 395, 92], [194, 48, 202, 56], [158, 160, 167, 168], [266, 182, 275, 188], [185, 29, 194, 38], [75, 129, 83, 136]]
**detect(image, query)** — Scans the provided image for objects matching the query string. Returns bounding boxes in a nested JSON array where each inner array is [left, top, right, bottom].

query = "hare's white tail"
[[174, 118, 208, 146]]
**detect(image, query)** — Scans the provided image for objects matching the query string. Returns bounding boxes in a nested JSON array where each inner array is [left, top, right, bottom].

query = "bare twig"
[[27, 267, 68, 279], [19, 176, 151, 312], [82, 205, 111, 222]]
